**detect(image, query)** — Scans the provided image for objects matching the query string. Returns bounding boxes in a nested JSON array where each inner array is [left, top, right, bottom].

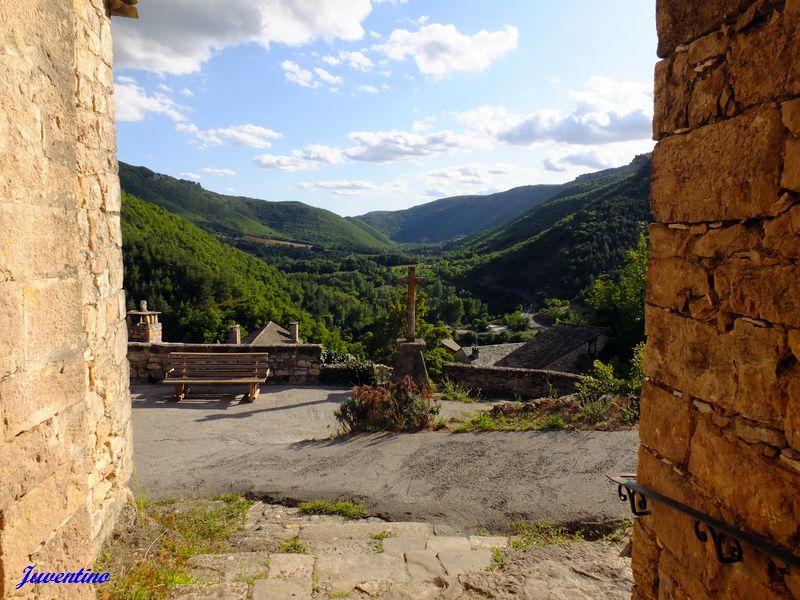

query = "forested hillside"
[[120, 163, 392, 252], [448, 155, 652, 310], [355, 185, 560, 243]]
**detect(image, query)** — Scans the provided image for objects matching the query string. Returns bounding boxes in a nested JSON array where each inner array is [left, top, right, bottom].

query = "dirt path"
[[131, 385, 638, 533]]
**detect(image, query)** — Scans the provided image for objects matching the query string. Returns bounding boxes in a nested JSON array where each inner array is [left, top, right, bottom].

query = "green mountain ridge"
[[119, 162, 393, 253], [451, 155, 652, 310], [354, 184, 561, 243]]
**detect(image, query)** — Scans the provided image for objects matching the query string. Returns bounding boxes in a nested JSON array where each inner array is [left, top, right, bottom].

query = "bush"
[[626, 341, 645, 394], [576, 360, 625, 403], [298, 500, 366, 520], [335, 377, 440, 433], [439, 378, 477, 403], [321, 347, 378, 386]]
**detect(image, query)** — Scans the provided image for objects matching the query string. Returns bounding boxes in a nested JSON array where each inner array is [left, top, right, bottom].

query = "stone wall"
[[442, 363, 581, 399], [634, 1, 800, 599], [128, 342, 323, 385], [0, 1, 131, 596]]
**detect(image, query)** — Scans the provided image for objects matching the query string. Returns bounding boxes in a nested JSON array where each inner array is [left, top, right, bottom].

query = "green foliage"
[[439, 378, 477, 403], [276, 536, 309, 555], [335, 377, 440, 433], [489, 547, 507, 571], [509, 521, 570, 550], [298, 500, 367, 520], [120, 162, 392, 252], [576, 360, 626, 403], [587, 232, 649, 357], [503, 308, 529, 332], [627, 341, 645, 394]]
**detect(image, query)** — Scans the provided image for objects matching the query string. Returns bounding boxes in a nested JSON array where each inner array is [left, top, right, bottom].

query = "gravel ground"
[[131, 385, 639, 532]]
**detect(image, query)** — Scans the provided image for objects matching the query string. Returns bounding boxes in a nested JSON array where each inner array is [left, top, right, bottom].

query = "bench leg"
[[173, 383, 185, 402], [247, 383, 259, 403]]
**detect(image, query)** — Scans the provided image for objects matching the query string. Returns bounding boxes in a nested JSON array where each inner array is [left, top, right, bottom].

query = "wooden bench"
[[162, 352, 270, 402]]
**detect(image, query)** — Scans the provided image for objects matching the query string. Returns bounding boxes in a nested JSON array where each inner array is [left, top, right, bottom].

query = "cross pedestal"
[[392, 265, 428, 388], [392, 338, 428, 388]]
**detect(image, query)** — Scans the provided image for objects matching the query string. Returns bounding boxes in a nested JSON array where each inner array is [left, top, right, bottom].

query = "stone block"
[[437, 548, 492, 576], [782, 137, 800, 193], [314, 548, 410, 586], [0, 282, 24, 378], [468, 536, 508, 550], [716, 259, 800, 327], [169, 582, 250, 600], [688, 420, 800, 546], [425, 536, 472, 555], [630, 520, 660, 600], [762, 204, 800, 260], [688, 30, 728, 63], [647, 257, 712, 317], [639, 381, 694, 465], [186, 552, 269, 583], [783, 98, 800, 135], [656, 0, 750, 57], [651, 107, 785, 222], [299, 521, 432, 541], [382, 536, 427, 554], [403, 550, 445, 581]]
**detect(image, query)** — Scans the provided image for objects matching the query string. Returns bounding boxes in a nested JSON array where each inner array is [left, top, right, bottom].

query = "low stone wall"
[[128, 342, 322, 385], [442, 363, 581, 399]]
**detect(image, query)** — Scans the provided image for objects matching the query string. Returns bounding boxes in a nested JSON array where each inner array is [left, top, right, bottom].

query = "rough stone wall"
[[0, 0, 131, 597], [634, 1, 800, 599], [128, 342, 323, 385], [441, 363, 580, 399]]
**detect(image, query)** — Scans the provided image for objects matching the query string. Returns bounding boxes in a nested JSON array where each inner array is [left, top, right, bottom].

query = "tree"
[[587, 232, 648, 359]]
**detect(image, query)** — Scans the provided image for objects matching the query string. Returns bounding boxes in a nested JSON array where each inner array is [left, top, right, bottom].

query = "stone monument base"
[[392, 338, 428, 388]]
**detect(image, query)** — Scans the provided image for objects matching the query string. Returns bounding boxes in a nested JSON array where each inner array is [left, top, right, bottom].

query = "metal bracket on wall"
[[607, 473, 800, 569]]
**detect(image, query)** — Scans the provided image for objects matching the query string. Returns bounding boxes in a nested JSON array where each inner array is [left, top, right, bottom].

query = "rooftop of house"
[[468, 342, 527, 366], [242, 321, 299, 345], [495, 323, 607, 370], [441, 338, 462, 353]]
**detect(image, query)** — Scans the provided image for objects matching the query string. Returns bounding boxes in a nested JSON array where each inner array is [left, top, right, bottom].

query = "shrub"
[[576, 360, 625, 403], [299, 500, 366, 520], [440, 378, 477, 403], [321, 347, 378, 386], [335, 376, 440, 433], [626, 341, 645, 394]]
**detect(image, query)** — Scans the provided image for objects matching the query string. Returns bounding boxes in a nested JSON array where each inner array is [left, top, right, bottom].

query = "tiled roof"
[[441, 338, 461, 353], [468, 343, 526, 366], [495, 324, 607, 369], [242, 321, 296, 345]]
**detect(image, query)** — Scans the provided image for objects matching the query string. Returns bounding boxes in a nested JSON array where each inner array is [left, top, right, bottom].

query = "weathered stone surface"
[[647, 257, 712, 318], [252, 578, 310, 600], [425, 536, 472, 555], [782, 137, 800, 193], [169, 582, 249, 600], [783, 98, 800, 135], [267, 553, 315, 579], [652, 107, 785, 222], [186, 552, 269, 583], [437, 548, 492, 576], [382, 536, 427, 554], [403, 550, 446, 581], [314, 548, 410, 586], [639, 382, 694, 465], [716, 259, 800, 328], [630, 520, 660, 600], [468, 536, 508, 550], [656, 0, 750, 57]]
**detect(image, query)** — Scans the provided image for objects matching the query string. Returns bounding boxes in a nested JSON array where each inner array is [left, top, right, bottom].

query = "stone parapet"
[[636, 1, 800, 598], [441, 363, 580, 399], [128, 342, 323, 385]]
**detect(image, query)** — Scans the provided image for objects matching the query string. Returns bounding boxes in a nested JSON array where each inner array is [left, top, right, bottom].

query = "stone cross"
[[396, 265, 426, 341]]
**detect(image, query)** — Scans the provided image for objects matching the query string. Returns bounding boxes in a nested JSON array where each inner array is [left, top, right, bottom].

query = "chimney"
[[471, 346, 479, 360], [126, 299, 162, 343], [226, 322, 241, 345], [289, 321, 300, 344]]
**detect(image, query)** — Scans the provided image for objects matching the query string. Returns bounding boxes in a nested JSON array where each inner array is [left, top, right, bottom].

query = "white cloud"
[[314, 67, 343, 85], [254, 144, 345, 171], [113, 0, 373, 75], [298, 179, 377, 196], [376, 23, 518, 77], [339, 50, 374, 71], [322, 55, 342, 66], [180, 172, 202, 182], [345, 128, 477, 163], [422, 162, 539, 196], [178, 123, 282, 149], [114, 80, 187, 122], [454, 78, 654, 147], [180, 88, 195, 97], [199, 167, 237, 176], [281, 60, 320, 88], [357, 84, 379, 94], [499, 77, 654, 145], [542, 140, 655, 173], [369, 30, 382, 39]]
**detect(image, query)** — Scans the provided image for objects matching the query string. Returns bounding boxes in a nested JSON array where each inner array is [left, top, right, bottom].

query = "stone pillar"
[[289, 321, 300, 344], [392, 339, 428, 389], [0, 0, 132, 596], [634, 2, 800, 599], [227, 322, 242, 345]]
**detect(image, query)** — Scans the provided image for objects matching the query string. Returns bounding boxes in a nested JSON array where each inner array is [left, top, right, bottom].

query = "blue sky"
[[113, 0, 657, 216]]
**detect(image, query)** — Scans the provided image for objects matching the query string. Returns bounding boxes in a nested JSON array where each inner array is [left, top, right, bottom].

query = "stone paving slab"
[[185, 552, 269, 583], [315, 548, 411, 587], [404, 550, 446, 581], [168, 582, 249, 599], [469, 535, 509, 550], [382, 535, 427, 554], [299, 521, 433, 541], [252, 577, 311, 600], [268, 553, 315, 579], [438, 548, 493, 576], [426, 535, 472, 555]]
